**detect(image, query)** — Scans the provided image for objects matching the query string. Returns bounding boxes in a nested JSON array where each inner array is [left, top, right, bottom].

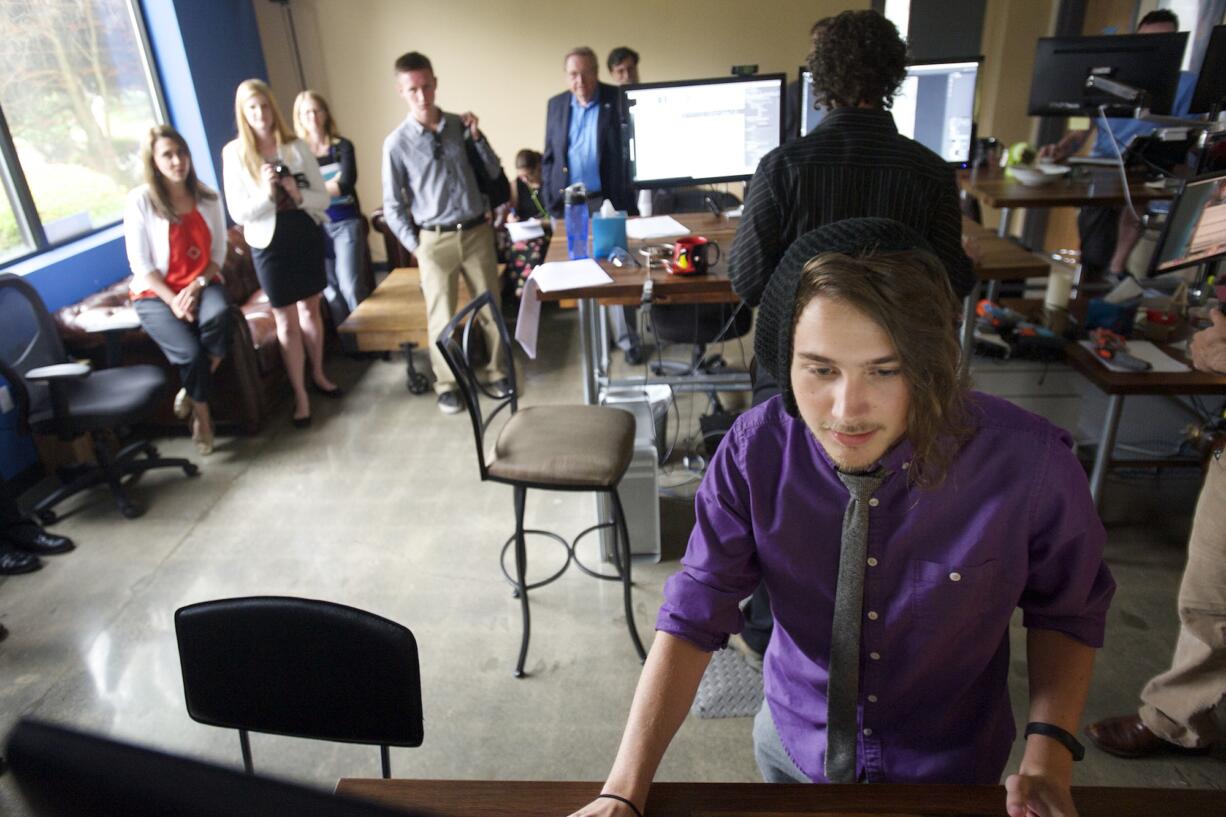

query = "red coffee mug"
[[668, 236, 721, 275]]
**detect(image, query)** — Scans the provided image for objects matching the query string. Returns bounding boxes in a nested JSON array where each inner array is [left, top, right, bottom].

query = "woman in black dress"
[[222, 79, 339, 427]]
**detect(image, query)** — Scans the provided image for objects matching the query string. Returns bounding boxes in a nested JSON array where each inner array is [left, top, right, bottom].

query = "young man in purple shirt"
[[569, 219, 1115, 817]]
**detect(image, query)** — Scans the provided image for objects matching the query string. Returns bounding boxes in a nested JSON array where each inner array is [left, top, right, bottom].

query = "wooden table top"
[[960, 167, 1175, 209], [335, 778, 1226, 817], [1063, 337, 1226, 395], [538, 213, 1048, 304]]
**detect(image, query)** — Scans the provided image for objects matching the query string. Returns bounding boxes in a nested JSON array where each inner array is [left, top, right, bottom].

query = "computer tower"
[[596, 443, 660, 563]]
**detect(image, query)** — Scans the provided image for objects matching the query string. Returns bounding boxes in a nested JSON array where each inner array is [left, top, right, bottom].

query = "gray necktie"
[[824, 468, 886, 784]]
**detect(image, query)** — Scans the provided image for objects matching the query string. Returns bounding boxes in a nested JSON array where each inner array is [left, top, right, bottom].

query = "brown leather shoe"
[[1086, 714, 1208, 758]]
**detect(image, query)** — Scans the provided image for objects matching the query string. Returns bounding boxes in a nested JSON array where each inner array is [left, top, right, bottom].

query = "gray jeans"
[[752, 701, 809, 783], [322, 217, 369, 331]]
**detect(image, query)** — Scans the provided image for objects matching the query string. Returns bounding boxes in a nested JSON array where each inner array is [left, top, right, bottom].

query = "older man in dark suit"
[[542, 46, 639, 360], [541, 46, 634, 217]]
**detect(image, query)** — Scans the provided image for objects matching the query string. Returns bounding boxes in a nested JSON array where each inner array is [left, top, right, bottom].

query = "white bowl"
[[1010, 165, 1065, 187]]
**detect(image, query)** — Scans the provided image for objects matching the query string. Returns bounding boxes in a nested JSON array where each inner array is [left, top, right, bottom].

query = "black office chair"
[[174, 596, 423, 778], [436, 292, 646, 677], [0, 273, 198, 520]]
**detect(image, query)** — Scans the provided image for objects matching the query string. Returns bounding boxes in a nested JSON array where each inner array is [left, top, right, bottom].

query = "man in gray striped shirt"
[[730, 10, 974, 312]]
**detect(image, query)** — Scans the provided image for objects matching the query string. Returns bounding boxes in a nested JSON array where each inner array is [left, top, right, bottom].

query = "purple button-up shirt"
[[657, 392, 1114, 785]]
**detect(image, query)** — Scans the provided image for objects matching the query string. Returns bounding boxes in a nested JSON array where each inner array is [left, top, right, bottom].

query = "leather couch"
[[56, 218, 376, 433], [55, 226, 285, 433]]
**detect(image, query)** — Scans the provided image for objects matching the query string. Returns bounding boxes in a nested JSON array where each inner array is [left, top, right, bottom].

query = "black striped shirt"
[[729, 107, 974, 305]]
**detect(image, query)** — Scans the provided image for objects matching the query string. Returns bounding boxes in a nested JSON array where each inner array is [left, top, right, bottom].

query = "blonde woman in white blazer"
[[125, 125, 233, 455], [222, 78, 339, 428]]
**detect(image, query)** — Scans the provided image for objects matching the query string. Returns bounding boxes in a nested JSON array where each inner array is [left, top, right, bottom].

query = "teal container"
[[591, 212, 628, 260]]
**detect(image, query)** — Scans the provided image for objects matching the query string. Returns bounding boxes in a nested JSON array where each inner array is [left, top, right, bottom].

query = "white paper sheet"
[[625, 215, 690, 241], [515, 277, 542, 359], [1078, 340, 1191, 373], [528, 259, 612, 293], [506, 218, 545, 242]]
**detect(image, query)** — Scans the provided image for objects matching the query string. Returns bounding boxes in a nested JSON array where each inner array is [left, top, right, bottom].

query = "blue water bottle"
[[564, 183, 589, 259]]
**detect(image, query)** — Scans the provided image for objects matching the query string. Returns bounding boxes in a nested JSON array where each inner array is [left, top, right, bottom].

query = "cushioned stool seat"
[[489, 406, 634, 487], [437, 291, 647, 677]]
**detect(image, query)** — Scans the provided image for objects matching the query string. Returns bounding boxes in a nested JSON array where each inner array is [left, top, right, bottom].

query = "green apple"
[[1006, 142, 1036, 167]]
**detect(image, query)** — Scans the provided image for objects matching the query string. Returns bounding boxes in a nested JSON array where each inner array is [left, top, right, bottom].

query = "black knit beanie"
[[754, 217, 935, 416]]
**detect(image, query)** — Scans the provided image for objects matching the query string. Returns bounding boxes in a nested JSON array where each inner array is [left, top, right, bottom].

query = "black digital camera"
[[271, 161, 290, 178]]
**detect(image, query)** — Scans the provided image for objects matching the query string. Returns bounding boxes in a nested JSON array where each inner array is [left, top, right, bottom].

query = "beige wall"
[[254, 0, 864, 260], [253, 1, 1065, 256]]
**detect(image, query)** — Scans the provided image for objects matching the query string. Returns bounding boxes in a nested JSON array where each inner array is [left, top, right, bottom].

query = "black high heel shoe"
[[311, 381, 344, 399], [292, 413, 312, 429]]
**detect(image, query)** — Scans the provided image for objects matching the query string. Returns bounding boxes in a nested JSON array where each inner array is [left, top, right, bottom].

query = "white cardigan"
[[124, 184, 227, 294], [221, 137, 329, 248]]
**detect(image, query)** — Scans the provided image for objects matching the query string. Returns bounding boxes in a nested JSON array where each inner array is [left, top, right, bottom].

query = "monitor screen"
[[1027, 32, 1187, 117], [622, 74, 784, 187], [799, 59, 980, 164], [1151, 171, 1226, 273], [1191, 25, 1226, 113]]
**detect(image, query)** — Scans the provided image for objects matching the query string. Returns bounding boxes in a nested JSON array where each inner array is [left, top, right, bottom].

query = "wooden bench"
[[338, 267, 469, 393]]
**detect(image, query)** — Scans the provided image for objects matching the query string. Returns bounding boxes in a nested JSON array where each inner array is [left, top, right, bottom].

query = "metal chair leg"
[[512, 485, 531, 677], [611, 490, 647, 662], [381, 744, 391, 778], [239, 729, 254, 774]]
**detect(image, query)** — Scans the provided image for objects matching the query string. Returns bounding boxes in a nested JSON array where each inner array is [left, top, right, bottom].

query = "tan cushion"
[[487, 405, 635, 488]]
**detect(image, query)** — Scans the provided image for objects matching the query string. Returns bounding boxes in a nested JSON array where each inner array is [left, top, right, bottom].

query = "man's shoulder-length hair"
[[790, 248, 973, 487]]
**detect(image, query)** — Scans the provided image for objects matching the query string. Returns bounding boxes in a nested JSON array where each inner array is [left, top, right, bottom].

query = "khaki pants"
[[1138, 449, 1226, 747], [416, 223, 507, 395]]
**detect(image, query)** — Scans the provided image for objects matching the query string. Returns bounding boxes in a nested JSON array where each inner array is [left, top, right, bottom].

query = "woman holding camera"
[[222, 78, 338, 428], [125, 125, 231, 455], [293, 90, 368, 338]]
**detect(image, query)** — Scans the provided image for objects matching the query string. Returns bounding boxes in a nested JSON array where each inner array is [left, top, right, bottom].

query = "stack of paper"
[[625, 216, 690, 241], [514, 259, 614, 358]]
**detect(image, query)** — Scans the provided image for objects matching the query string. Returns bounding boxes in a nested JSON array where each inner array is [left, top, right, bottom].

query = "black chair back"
[[0, 274, 70, 426], [435, 291, 517, 482], [174, 596, 423, 778], [6, 719, 423, 817]]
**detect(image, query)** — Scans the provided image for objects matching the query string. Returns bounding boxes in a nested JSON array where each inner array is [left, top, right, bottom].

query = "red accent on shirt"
[[132, 208, 211, 301]]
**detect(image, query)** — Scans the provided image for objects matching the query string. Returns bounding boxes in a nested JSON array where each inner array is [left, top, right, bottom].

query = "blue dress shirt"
[[567, 94, 602, 194], [1092, 70, 1198, 158]]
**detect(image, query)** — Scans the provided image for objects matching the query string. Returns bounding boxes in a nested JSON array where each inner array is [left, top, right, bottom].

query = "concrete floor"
[[0, 305, 1222, 813]]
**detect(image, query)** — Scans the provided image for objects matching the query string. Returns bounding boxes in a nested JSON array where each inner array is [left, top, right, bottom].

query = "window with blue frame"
[[0, 0, 166, 267]]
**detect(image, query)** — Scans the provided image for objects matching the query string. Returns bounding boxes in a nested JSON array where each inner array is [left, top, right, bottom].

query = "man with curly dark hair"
[[729, 8, 976, 668], [729, 9, 973, 312]]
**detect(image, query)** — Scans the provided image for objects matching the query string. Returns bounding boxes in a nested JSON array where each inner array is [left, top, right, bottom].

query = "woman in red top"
[[124, 126, 232, 455]]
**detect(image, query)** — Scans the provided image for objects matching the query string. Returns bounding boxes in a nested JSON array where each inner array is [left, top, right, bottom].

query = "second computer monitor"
[[799, 58, 980, 164], [622, 74, 784, 188], [1027, 32, 1187, 117], [1150, 171, 1226, 274]]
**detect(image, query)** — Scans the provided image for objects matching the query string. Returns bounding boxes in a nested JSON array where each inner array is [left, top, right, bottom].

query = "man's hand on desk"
[[1037, 130, 1089, 164], [567, 795, 642, 817], [1005, 769, 1079, 817], [1189, 310, 1226, 374]]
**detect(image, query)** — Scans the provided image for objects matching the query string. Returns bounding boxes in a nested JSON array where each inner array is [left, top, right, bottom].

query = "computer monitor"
[[1150, 170, 1226, 274], [892, 58, 981, 164], [1027, 32, 1187, 117], [621, 74, 785, 188], [1191, 25, 1226, 114], [5, 719, 427, 817], [799, 59, 981, 164]]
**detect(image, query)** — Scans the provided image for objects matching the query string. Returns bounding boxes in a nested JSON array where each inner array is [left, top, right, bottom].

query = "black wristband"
[[1024, 722, 1085, 761], [597, 793, 644, 817]]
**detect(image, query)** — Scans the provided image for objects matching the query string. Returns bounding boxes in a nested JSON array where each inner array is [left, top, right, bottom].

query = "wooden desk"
[[1062, 339, 1226, 507], [336, 778, 1226, 817], [960, 167, 1174, 213], [542, 213, 1050, 401]]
